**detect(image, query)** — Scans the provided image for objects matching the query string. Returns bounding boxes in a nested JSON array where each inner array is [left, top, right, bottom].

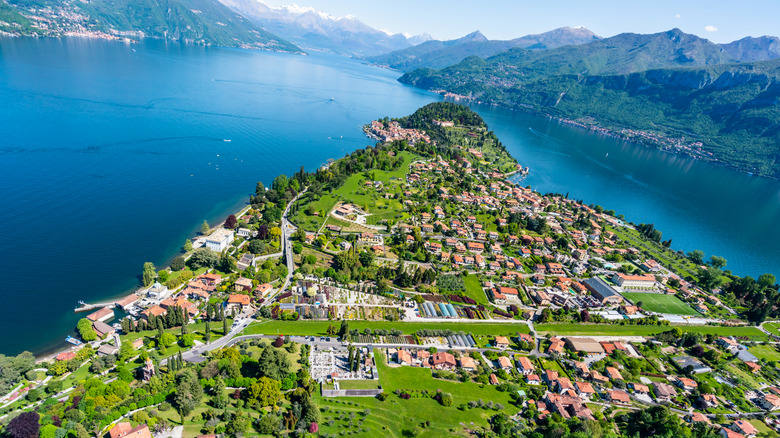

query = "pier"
[[74, 300, 117, 313]]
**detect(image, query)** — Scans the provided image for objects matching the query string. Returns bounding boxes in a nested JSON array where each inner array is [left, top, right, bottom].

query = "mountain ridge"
[[399, 29, 780, 178]]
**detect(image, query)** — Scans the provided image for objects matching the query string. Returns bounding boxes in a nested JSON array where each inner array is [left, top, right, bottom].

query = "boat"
[[65, 336, 82, 346], [223, 139, 231, 142]]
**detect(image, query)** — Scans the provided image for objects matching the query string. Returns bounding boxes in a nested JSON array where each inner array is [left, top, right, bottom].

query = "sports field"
[[622, 292, 699, 316]]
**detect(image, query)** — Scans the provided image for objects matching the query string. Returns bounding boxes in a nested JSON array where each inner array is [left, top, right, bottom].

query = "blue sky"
[[261, 0, 779, 43]]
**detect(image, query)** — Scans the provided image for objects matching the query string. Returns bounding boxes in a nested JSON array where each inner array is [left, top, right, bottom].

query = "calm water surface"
[[1, 37, 778, 356]]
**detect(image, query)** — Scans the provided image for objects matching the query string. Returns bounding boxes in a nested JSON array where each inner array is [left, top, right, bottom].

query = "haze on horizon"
[[260, 0, 779, 43]]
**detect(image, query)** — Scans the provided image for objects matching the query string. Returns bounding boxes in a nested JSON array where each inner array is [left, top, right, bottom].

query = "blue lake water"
[[0, 37, 778, 355]]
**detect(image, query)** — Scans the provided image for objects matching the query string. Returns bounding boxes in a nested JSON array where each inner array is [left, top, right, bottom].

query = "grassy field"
[[292, 151, 419, 232], [763, 323, 780, 336], [622, 293, 699, 316], [462, 274, 489, 305], [535, 323, 767, 340], [244, 319, 529, 337], [338, 379, 381, 390], [316, 349, 520, 437], [749, 344, 780, 361]]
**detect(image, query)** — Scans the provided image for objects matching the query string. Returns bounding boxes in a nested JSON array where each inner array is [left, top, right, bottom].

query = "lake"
[[0, 37, 778, 356]]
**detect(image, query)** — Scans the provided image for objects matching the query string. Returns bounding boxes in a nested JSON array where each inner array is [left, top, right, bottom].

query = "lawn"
[[316, 350, 519, 437], [535, 323, 767, 340], [749, 344, 780, 361], [338, 379, 381, 390], [622, 293, 699, 316], [606, 225, 700, 281], [462, 274, 489, 305], [763, 322, 780, 336], [244, 320, 529, 337]]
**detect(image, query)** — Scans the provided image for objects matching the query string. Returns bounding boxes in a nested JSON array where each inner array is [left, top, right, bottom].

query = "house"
[[131, 338, 144, 349], [717, 336, 739, 351], [115, 293, 140, 311], [55, 351, 76, 361], [720, 429, 745, 438], [497, 356, 513, 371], [467, 241, 484, 253], [731, 420, 759, 437], [745, 361, 762, 373], [109, 423, 152, 438], [516, 356, 535, 375], [199, 273, 222, 286], [92, 321, 116, 339], [555, 377, 574, 393], [459, 357, 477, 371], [543, 370, 559, 384], [97, 344, 118, 357], [141, 305, 166, 320], [575, 381, 595, 400], [147, 282, 170, 300], [489, 374, 499, 385], [689, 412, 710, 424], [395, 349, 412, 366], [494, 336, 510, 349], [631, 383, 649, 395], [517, 333, 535, 345], [236, 253, 254, 271], [544, 393, 594, 420], [225, 294, 251, 314], [653, 382, 677, 402], [548, 337, 565, 355], [526, 374, 541, 385], [574, 362, 589, 377], [700, 393, 718, 408], [673, 355, 712, 374], [759, 393, 780, 411], [606, 367, 623, 381], [608, 389, 631, 405], [234, 277, 253, 292], [589, 370, 609, 385], [255, 283, 273, 297], [237, 227, 252, 238], [676, 377, 698, 391], [205, 228, 235, 252], [431, 352, 457, 370]]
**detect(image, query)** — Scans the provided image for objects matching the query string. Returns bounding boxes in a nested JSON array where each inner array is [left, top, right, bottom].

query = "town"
[[1, 102, 779, 438]]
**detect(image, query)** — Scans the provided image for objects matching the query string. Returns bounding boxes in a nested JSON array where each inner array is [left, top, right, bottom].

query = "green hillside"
[[3, 0, 301, 52], [400, 29, 780, 178]]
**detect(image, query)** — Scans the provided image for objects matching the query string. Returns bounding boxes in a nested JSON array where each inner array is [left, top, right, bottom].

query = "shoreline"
[[439, 95, 776, 181]]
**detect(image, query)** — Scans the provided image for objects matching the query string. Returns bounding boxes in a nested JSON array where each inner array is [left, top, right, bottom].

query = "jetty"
[[74, 300, 116, 313]]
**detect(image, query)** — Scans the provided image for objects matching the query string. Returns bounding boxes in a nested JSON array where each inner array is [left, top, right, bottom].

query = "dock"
[[74, 300, 117, 313]]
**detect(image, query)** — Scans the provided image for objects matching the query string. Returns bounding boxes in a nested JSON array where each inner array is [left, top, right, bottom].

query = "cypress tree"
[[204, 320, 211, 343], [223, 317, 229, 336]]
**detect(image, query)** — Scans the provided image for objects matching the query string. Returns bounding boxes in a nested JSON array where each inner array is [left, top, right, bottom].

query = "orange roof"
[[228, 294, 251, 306]]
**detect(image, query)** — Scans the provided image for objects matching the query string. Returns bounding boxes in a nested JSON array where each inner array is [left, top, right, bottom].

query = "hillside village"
[[2, 103, 780, 438]]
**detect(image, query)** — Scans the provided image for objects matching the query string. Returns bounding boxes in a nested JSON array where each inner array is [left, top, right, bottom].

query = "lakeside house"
[[205, 228, 235, 252]]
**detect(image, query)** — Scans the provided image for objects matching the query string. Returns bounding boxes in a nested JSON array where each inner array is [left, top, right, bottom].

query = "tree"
[[183, 239, 193, 252], [225, 214, 238, 229], [188, 248, 219, 269], [359, 251, 375, 267], [223, 318, 229, 336], [142, 262, 157, 287], [687, 250, 705, 264], [159, 333, 176, 348], [257, 348, 292, 381], [293, 242, 303, 254], [171, 256, 186, 271], [77, 318, 97, 341], [699, 267, 723, 290], [246, 377, 281, 407], [39, 425, 57, 438], [255, 414, 281, 435], [273, 336, 284, 348], [212, 376, 228, 408], [204, 320, 211, 343], [201, 220, 210, 235], [759, 273, 777, 288], [174, 369, 203, 419], [439, 392, 453, 406], [5, 411, 40, 438], [709, 255, 727, 269], [118, 340, 134, 362]]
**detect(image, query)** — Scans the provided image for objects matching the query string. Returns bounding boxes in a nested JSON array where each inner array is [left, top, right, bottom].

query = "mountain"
[[721, 36, 780, 62], [367, 27, 601, 72], [218, 0, 428, 56], [400, 29, 780, 178], [1, 0, 301, 51]]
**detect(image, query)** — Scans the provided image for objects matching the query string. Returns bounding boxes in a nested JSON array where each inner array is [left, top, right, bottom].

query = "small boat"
[[223, 139, 231, 142], [65, 336, 82, 346]]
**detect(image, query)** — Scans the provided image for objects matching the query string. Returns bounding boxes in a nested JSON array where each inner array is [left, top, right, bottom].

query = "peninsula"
[[1, 102, 779, 438]]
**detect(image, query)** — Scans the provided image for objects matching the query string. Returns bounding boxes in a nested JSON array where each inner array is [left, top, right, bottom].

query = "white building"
[[205, 228, 235, 252], [612, 273, 656, 290], [147, 282, 170, 300]]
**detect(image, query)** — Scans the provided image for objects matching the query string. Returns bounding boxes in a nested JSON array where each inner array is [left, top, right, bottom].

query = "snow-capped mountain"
[[218, 0, 432, 56]]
